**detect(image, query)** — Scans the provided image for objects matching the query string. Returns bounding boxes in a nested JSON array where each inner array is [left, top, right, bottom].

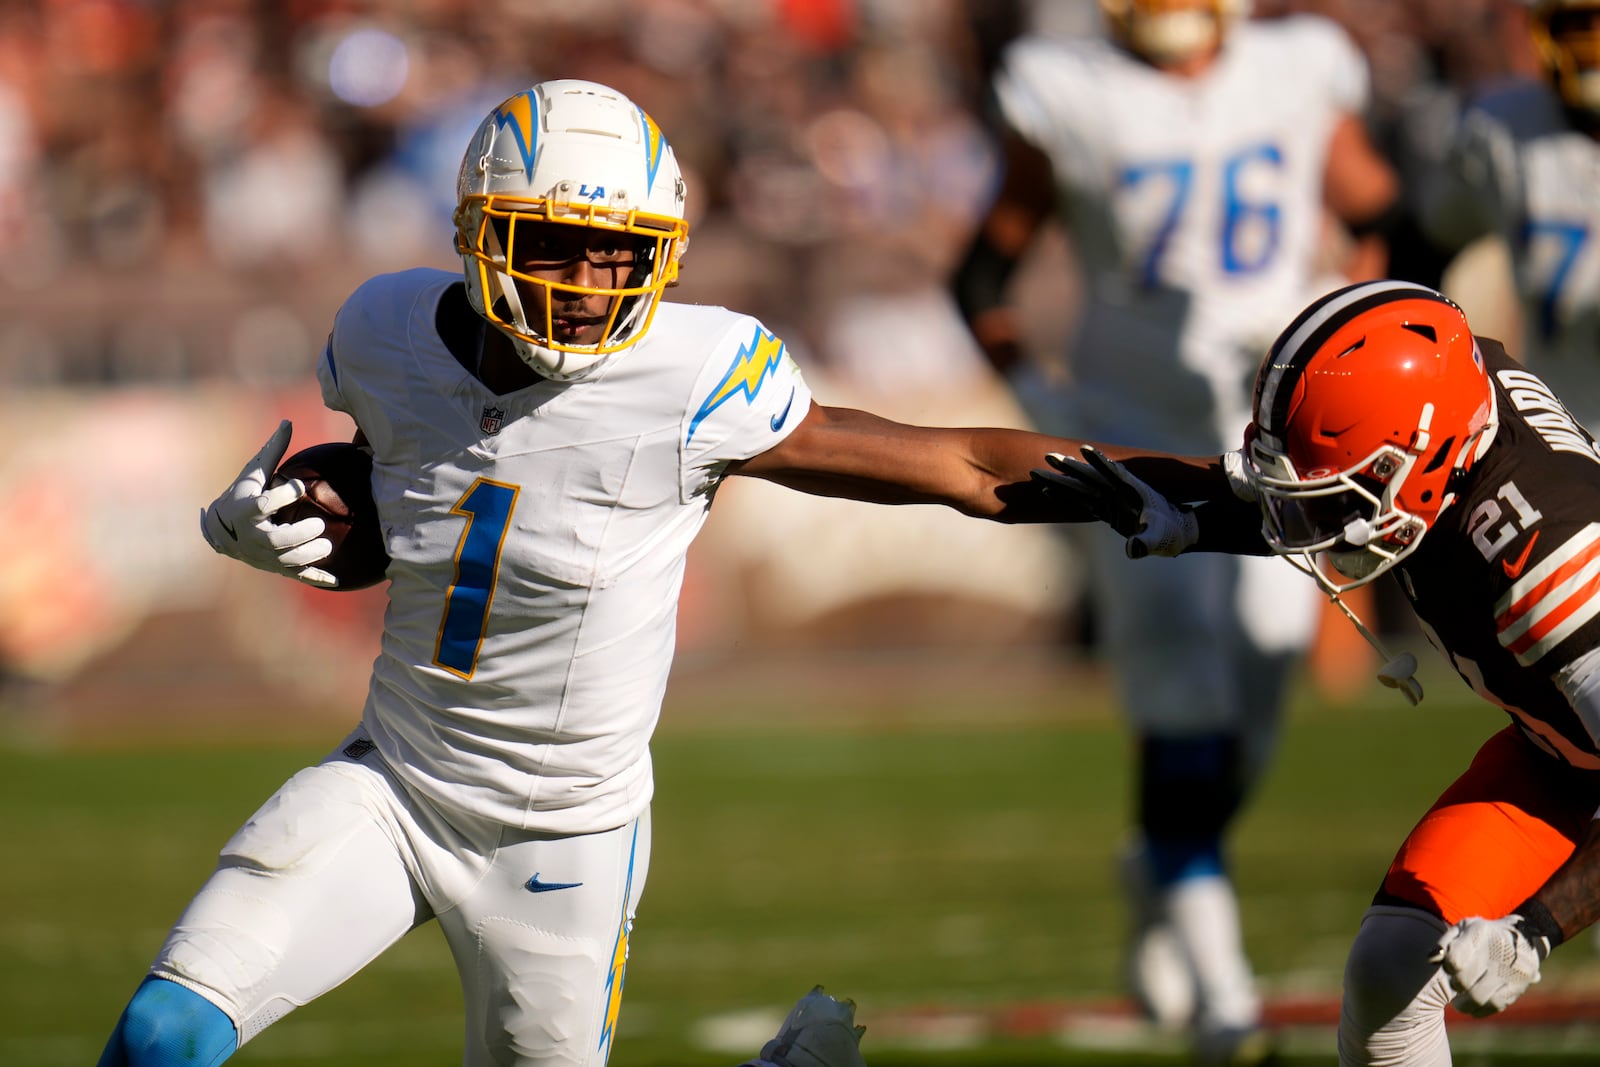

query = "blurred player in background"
[[1031, 279, 1600, 1066], [1414, 0, 1600, 428], [950, 1, 1398, 1059], [95, 78, 1100, 1067]]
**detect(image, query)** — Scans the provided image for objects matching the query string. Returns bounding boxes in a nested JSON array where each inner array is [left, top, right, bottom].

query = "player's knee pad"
[[1137, 733, 1244, 881], [1338, 906, 1454, 1067], [98, 976, 237, 1067]]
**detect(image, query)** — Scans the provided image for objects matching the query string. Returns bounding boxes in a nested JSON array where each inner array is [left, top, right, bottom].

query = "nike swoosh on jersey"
[[770, 387, 796, 432], [1502, 530, 1541, 579], [525, 873, 583, 893], [1496, 523, 1600, 664]]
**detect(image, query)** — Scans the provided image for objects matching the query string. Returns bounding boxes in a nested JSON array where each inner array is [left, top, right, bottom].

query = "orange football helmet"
[[1247, 281, 1498, 593]]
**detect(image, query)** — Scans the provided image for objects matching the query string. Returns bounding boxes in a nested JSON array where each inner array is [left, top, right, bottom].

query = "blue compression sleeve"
[[97, 977, 237, 1067]]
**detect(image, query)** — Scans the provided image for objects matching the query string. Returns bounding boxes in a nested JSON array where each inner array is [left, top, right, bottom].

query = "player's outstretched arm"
[[728, 404, 1248, 533], [199, 419, 337, 588]]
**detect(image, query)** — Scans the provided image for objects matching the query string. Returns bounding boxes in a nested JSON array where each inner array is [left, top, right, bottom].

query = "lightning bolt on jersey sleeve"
[[679, 317, 812, 502]]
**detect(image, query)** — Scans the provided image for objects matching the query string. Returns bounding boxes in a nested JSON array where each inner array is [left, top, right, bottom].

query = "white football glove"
[[1430, 914, 1549, 1017], [746, 986, 867, 1067], [1032, 446, 1199, 559], [199, 419, 336, 588]]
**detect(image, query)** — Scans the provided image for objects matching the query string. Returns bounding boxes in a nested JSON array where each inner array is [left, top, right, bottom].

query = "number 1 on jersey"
[[434, 478, 520, 678]]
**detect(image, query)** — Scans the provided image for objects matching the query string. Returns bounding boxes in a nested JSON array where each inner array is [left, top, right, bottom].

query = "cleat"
[[1194, 1023, 1280, 1066], [756, 986, 868, 1067]]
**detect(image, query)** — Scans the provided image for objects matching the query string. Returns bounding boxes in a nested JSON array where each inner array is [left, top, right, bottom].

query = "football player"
[[96, 79, 1100, 1067], [950, 1, 1400, 1058], [1416, 0, 1600, 428], [1033, 279, 1600, 1066]]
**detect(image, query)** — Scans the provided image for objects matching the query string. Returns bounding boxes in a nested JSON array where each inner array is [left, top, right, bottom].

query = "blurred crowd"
[[0, 0, 1022, 389], [0, 0, 1544, 391]]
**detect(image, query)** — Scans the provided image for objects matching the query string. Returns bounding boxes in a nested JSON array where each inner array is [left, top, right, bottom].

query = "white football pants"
[[147, 730, 651, 1067]]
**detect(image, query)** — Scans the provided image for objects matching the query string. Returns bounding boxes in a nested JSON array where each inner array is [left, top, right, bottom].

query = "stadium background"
[[0, 1, 1585, 1064]]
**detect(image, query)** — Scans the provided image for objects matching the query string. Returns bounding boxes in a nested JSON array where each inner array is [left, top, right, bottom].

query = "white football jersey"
[[1421, 81, 1600, 428], [994, 16, 1369, 451], [317, 268, 812, 833]]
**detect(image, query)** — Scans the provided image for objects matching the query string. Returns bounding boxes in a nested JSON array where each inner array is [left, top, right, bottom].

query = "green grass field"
[[6, 656, 1600, 1066]]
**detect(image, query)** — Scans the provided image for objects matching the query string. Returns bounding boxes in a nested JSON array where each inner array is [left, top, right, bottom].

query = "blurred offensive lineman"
[[1034, 280, 1600, 1066], [1416, 0, 1600, 429], [950, 1, 1399, 1059], [95, 80, 1096, 1067]]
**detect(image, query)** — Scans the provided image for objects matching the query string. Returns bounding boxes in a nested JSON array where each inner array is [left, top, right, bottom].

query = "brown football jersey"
[[1395, 338, 1600, 769]]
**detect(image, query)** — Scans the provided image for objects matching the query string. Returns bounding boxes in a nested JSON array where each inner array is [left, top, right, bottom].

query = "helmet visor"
[[1262, 480, 1381, 550], [1252, 444, 1412, 551]]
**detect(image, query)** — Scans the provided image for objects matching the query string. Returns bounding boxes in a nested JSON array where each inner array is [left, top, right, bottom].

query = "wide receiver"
[[95, 80, 1095, 1067], [1036, 279, 1600, 1066], [951, 0, 1398, 1058]]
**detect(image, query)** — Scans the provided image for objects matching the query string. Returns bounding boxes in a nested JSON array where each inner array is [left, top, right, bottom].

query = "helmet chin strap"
[[1325, 586, 1424, 706], [1287, 550, 1423, 705]]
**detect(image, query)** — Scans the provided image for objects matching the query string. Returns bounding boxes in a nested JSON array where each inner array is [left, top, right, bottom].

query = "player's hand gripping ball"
[[269, 442, 390, 590]]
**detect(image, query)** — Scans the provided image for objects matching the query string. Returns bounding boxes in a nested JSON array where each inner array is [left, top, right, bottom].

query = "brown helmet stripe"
[[1255, 281, 1459, 447]]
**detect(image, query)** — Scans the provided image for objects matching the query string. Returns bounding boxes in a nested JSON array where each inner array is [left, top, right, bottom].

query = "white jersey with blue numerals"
[[317, 267, 811, 834], [1420, 80, 1600, 429], [994, 15, 1369, 452]]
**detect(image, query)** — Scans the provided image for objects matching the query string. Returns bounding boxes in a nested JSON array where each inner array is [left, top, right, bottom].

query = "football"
[[269, 441, 390, 590]]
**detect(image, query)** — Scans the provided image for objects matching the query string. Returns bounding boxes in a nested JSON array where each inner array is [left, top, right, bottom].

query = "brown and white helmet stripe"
[[1253, 280, 1461, 453]]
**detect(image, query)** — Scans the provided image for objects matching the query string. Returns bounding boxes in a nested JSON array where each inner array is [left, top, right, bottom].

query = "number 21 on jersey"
[[1468, 480, 1543, 562], [434, 478, 519, 678]]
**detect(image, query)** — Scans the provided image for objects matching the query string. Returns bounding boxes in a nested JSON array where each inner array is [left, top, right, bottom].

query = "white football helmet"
[[454, 80, 689, 380], [1529, 0, 1600, 115], [1100, 0, 1250, 65]]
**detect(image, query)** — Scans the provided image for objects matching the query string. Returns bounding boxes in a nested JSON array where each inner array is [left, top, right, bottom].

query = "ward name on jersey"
[[318, 267, 812, 833], [994, 15, 1368, 451], [1397, 339, 1600, 769]]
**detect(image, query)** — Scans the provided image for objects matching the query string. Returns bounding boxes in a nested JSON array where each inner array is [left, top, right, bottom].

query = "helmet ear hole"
[[1421, 436, 1456, 474]]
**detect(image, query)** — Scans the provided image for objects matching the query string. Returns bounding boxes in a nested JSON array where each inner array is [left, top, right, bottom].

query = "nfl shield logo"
[[480, 405, 506, 436]]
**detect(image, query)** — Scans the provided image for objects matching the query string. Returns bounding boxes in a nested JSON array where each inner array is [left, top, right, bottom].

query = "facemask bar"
[[457, 194, 687, 356], [1252, 446, 1426, 593]]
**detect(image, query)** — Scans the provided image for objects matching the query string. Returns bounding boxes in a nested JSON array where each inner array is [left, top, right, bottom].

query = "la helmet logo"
[[480, 405, 506, 436], [578, 184, 606, 201]]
